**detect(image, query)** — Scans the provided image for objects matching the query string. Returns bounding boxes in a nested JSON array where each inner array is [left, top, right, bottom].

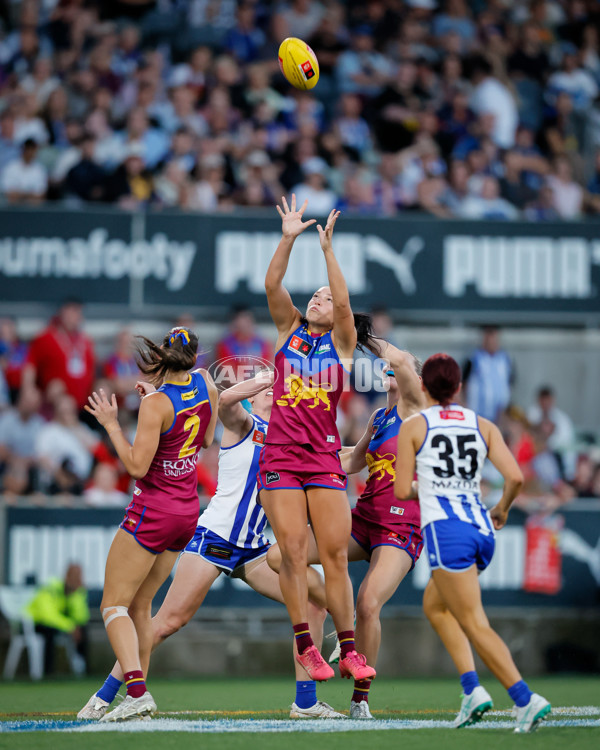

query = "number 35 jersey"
[[415, 404, 493, 534], [134, 371, 212, 515]]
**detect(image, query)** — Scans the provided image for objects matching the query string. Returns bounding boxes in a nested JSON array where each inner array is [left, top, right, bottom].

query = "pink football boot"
[[339, 651, 376, 681], [296, 645, 335, 681]]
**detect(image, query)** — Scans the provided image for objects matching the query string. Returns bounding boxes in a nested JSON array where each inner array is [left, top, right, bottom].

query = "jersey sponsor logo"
[[366, 451, 395, 481], [316, 343, 330, 354], [390, 505, 405, 516], [432, 478, 478, 490], [440, 410, 465, 420], [276, 374, 333, 411], [326, 435, 335, 443], [133, 486, 142, 496], [265, 471, 280, 484], [162, 453, 200, 477], [289, 335, 313, 358], [205, 544, 233, 560], [385, 416, 397, 426], [252, 429, 266, 445], [329, 473, 345, 485], [181, 386, 199, 401], [388, 531, 407, 545]]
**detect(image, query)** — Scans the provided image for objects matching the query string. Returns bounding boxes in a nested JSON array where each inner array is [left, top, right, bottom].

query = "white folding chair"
[[0, 586, 45, 680]]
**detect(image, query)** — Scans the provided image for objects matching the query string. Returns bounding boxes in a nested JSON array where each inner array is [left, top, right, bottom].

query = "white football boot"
[[454, 686, 493, 728], [98, 691, 156, 722], [513, 694, 551, 733], [77, 693, 111, 720], [290, 700, 347, 718], [350, 700, 374, 719]]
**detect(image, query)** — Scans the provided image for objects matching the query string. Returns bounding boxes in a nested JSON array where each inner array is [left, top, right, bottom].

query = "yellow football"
[[278, 37, 320, 91]]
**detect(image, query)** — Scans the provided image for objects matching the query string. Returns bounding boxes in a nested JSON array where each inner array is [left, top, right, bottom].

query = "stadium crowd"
[[0, 301, 596, 511], [1, 0, 600, 219]]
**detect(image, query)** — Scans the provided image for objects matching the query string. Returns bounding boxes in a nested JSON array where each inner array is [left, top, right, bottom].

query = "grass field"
[[0, 675, 598, 750]]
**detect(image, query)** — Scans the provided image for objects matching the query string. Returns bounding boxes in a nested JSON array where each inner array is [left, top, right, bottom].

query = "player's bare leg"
[[307, 487, 375, 682], [432, 566, 521, 688], [423, 577, 475, 675]]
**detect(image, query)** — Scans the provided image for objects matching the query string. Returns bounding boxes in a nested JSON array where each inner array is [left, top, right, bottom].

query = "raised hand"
[[276, 194, 317, 239], [316, 209, 341, 253], [85, 388, 119, 429]]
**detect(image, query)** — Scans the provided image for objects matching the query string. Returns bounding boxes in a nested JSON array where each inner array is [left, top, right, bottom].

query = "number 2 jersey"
[[133, 371, 212, 515], [415, 404, 494, 535]]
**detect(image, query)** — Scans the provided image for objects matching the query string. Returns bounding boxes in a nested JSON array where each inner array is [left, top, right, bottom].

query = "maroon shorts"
[[120, 501, 198, 554], [257, 443, 347, 493], [351, 508, 423, 570]]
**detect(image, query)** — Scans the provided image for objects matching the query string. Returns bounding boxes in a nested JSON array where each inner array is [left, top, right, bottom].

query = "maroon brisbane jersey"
[[133, 371, 212, 515], [267, 325, 348, 452]]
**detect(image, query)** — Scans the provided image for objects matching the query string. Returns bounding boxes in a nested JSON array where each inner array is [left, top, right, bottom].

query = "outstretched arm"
[[479, 417, 523, 529], [219, 371, 274, 443], [266, 194, 316, 342], [395, 414, 426, 500], [379, 342, 424, 415], [341, 409, 377, 474], [317, 209, 357, 358]]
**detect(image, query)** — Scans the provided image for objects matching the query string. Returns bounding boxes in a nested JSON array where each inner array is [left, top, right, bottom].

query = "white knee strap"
[[103, 606, 129, 627]]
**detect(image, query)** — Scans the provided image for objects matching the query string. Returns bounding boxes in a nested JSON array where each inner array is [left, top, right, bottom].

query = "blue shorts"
[[182, 525, 270, 577], [424, 519, 495, 572]]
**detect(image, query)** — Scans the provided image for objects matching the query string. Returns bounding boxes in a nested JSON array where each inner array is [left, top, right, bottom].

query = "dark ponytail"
[[353, 312, 383, 356], [136, 327, 199, 381]]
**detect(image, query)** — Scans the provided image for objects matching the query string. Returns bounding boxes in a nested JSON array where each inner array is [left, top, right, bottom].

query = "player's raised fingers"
[[291, 193, 296, 212], [282, 195, 289, 213], [276, 204, 284, 218], [298, 198, 309, 216]]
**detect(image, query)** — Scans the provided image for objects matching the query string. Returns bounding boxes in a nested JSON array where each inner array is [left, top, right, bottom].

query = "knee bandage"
[[102, 605, 129, 627]]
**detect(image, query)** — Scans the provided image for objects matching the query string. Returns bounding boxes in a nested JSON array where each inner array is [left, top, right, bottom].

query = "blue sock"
[[508, 680, 533, 708], [460, 671, 480, 696], [96, 674, 123, 704], [295, 680, 317, 709]]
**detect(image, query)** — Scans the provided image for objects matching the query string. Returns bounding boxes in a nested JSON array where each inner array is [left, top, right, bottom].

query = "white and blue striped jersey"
[[415, 404, 494, 535], [198, 414, 268, 549]]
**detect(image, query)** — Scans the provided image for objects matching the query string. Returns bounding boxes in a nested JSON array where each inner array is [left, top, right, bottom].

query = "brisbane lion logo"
[[277, 374, 333, 411], [366, 451, 396, 481]]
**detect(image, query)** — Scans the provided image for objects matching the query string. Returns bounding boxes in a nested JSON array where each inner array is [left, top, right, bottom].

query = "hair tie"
[[168, 328, 190, 347]]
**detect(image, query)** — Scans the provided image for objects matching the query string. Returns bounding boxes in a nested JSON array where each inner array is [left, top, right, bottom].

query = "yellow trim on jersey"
[[164, 374, 192, 386], [176, 399, 208, 416]]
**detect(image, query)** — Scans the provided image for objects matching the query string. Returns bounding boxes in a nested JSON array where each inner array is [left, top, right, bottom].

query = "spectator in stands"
[[25, 563, 89, 676], [103, 142, 154, 209], [336, 25, 392, 98], [102, 328, 140, 414], [546, 42, 598, 112], [546, 155, 584, 219], [215, 305, 272, 369], [291, 156, 337, 215], [84, 463, 129, 508], [223, 2, 266, 64], [499, 151, 538, 210], [527, 386, 577, 481], [432, 0, 477, 53], [0, 388, 44, 498], [275, 0, 326, 42], [463, 326, 513, 423], [64, 132, 105, 202], [524, 184, 560, 221], [469, 55, 518, 149], [0, 317, 29, 401], [35, 394, 97, 496], [0, 137, 47, 204], [0, 111, 20, 173], [23, 298, 95, 411], [457, 175, 520, 220], [572, 454, 596, 498]]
